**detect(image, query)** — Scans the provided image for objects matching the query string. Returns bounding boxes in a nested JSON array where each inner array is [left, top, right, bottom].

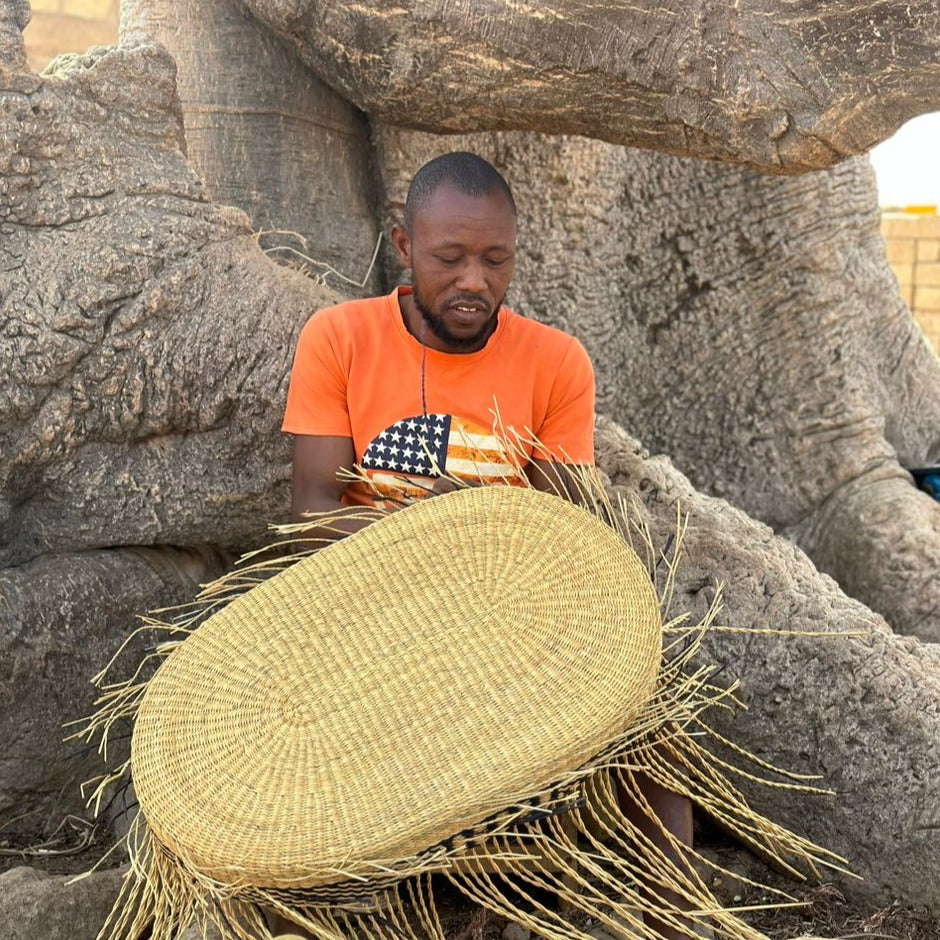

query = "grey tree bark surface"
[[0, 546, 227, 823], [238, 0, 940, 173], [0, 34, 335, 829], [2, 0, 940, 915], [0, 40, 341, 569], [0, 865, 225, 940], [595, 417, 940, 911], [121, 0, 381, 292], [375, 126, 940, 640], [0, 867, 124, 940], [0, 0, 29, 72]]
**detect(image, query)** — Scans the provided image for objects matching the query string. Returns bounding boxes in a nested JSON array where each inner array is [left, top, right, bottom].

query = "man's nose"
[[454, 258, 487, 294]]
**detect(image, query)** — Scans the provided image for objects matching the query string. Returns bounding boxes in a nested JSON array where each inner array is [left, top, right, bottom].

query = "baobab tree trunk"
[[120, 0, 381, 291], [122, 0, 940, 639], [3, 0, 940, 919], [0, 0, 28, 72], [0, 546, 228, 821], [594, 416, 940, 912], [0, 31, 336, 820], [375, 125, 940, 640], [237, 0, 940, 173]]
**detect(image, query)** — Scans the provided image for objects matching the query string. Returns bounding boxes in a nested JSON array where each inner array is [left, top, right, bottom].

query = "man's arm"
[[525, 457, 587, 503], [290, 435, 383, 540], [524, 334, 596, 500]]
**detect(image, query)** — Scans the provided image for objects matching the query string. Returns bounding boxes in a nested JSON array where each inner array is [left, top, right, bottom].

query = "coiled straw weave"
[[133, 487, 661, 888], [74, 468, 849, 940]]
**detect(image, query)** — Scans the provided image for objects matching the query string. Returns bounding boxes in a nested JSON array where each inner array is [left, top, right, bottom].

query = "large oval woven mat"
[[131, 486, 661, 887]]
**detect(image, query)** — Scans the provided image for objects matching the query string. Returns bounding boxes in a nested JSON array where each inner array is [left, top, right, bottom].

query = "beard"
[[413, 283, 503, 351]]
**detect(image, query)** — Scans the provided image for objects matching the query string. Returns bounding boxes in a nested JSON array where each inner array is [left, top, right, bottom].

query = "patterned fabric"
[[359, 413, 526, 506]]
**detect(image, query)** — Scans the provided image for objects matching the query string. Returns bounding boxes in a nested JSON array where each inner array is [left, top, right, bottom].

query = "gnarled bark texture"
[[120, 0, 381, 291], [0, 0, 28, 73], [0, 34, 336, 826], [238, 0, 940, 173], [595, 417, 940, 910], [0, 867, 125, 940], [0, 40, 338, 568], [375, 127, 940, 640], [0, 546, 228, 822]]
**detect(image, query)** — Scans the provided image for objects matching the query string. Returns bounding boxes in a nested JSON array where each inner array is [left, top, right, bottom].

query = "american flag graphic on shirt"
[[358, 413, 526, 507]]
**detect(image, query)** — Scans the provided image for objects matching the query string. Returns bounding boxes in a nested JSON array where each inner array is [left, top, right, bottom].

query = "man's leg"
[[617, 770, 696, 940], [269, 911, 315, 938]]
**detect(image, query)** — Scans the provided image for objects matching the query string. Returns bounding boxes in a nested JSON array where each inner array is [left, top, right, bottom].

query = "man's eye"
[[486, 257, 510, 267], [435, 256, 460, 265]]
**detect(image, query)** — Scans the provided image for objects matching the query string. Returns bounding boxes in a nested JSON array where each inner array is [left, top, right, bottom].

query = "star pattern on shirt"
[[361, 413, 452, 476]]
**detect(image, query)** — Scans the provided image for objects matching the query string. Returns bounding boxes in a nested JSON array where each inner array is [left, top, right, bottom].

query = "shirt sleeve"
[[281, 311, 353, 437], [534, 337, 596, 465]]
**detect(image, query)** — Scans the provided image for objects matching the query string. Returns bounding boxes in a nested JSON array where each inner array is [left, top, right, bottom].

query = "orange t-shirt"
[[282, 287, 595, 506]]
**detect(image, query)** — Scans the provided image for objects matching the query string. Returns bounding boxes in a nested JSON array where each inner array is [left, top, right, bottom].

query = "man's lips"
[[447, 298, 490, 322]]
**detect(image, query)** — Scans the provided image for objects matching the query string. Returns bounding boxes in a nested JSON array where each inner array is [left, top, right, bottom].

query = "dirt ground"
[[434, 872, 940, 940], [739, 881, 939, 940]]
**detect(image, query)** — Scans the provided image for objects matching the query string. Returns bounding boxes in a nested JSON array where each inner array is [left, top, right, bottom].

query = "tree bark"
[[238, 0, 940, 173], [0, 867, 125, 940], [0, 545, 227, 826], [374, 126, 940, 640], [0, 40, 339, 569], [3, 0, 940, 912], [121, 0, 381, 291], [0, 0, 29, 73], [595, 416, 940, 912]]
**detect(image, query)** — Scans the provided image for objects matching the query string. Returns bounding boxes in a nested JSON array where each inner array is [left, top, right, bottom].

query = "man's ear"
[[390, 224, 412, 268]]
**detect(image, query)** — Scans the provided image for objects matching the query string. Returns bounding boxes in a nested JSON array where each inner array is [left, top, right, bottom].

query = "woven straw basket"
[[80, 478, 845, 940], [131, 486, 662, 889]]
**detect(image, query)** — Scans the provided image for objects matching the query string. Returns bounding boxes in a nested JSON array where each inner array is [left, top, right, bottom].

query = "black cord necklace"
[[419, 318, 429, 418]]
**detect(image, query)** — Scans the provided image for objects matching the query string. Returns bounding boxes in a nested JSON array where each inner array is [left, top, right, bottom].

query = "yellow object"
[[883, 204, 938, 216], [78, 470, 848, 940], [132, 487, 661, 888]]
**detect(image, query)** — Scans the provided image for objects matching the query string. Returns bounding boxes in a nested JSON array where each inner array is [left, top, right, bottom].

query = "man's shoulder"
[[501, 308, 585, 354], [309, 291, 391, 324], [299, 290, 395, 341]]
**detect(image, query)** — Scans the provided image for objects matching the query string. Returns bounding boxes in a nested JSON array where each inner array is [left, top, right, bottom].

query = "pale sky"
[[870, 111, 940, 208]]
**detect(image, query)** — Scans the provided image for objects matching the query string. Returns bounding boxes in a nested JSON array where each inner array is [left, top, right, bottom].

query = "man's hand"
[[526, 458, 587, 504], [290, 436, 590, 548], [428, 475, 483, 496], [430, 463, 586, 502]]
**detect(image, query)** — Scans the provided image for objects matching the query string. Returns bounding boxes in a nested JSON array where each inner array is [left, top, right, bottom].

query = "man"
[[280, 152, 693, 940], [282, 151, 594, 528]]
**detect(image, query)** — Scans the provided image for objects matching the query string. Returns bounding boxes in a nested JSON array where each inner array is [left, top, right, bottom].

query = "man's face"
[[393, 183, 516, 353]]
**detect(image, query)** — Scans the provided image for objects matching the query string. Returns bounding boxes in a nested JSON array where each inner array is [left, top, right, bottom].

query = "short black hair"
[[402, 152, 516, 231]]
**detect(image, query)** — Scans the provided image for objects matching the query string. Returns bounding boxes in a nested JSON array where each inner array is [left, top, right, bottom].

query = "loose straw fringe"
[[72, 425, 850, 940], [257, 230, 383, 291]]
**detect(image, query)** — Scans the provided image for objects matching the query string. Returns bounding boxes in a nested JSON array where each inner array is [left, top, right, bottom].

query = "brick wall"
[[23, 0, 118, 73], [881, 213, 940, 355]]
